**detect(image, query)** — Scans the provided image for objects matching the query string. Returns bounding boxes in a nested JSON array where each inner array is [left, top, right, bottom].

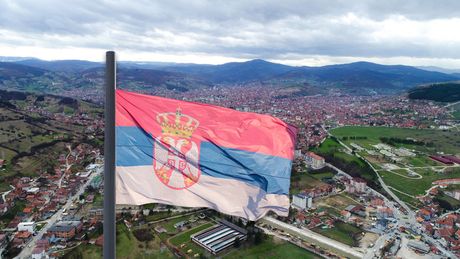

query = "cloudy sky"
[[1, 0, 460, 68]]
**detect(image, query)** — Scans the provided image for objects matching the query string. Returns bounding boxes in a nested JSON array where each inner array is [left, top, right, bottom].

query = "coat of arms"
[[153, 108, 200, 189]]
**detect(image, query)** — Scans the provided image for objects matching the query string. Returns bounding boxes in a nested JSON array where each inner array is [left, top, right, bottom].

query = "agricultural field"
[[0, 93, 103, 192]]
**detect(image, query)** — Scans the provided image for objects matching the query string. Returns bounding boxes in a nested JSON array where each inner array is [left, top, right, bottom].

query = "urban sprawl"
[[1, 85, 459, 259]]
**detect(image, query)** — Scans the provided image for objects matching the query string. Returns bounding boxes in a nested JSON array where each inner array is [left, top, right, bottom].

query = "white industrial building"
[[191, 220, 247, 255]]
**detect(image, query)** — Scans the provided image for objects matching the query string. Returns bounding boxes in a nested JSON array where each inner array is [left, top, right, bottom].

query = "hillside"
[[1, 58, 460, 97], [15, 59, 102, 73], [408, 82, 460, 102], [0, 89, 103, 191], [162, 59, 294, 83], [276, 62, 459, 92]]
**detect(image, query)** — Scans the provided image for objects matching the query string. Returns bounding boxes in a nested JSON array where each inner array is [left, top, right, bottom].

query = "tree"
[[233, 236, 241, 248], [254, 231, 265, 245]]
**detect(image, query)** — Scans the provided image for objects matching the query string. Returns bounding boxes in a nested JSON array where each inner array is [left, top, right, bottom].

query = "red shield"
[[153, 135, 200, 189]]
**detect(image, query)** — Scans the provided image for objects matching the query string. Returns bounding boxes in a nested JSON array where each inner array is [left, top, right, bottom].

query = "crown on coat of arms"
[[156, 108, 199, 138]]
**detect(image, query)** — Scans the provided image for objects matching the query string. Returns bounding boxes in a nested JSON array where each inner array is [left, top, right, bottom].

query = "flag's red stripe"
[[115, 89, 297, 159]]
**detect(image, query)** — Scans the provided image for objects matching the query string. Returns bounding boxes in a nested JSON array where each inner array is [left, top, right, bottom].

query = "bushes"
[[379, 137, 433, 147], [133, 229, 154, 242]]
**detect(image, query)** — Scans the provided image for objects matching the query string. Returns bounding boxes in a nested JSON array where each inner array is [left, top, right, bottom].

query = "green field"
[[0, 94, 103, 192], [450, 103, 460, 120], [161, 215, 194, 233], [320, 193, 360, 211], [380, 169, 460, 197], [311, 138, 377, 183], [290, 173, 325, 193], [312, 222, 362, 247], [328, 126, 460, 208], [64, 223, 174, 259], [169, 222, 214, 256], [435, 192, 460, 211], [62, 244, 102, 259], [331, 126, 460, 155], [223, 236, 321, 259], [310, 170, 336, 180]]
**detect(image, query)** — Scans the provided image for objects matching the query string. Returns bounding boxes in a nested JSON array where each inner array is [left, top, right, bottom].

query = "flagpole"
[[104, 51, 116, 259]]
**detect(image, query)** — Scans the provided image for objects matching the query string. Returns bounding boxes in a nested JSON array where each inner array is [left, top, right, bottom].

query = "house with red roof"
[[436, 227, 455, 239]]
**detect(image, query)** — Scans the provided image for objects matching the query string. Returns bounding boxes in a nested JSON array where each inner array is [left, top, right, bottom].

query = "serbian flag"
[[115, 89, 297, 220]]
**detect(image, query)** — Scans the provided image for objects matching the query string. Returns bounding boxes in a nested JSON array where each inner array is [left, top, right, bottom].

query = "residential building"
[[48, 221, 82, 240], [305, 152, 325, 169], [18, 222, 36, 233], [292, 193, 312, 210]]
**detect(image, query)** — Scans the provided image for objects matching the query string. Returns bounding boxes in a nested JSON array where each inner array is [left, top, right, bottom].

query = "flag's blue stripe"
[[116, 126, 291, 195]]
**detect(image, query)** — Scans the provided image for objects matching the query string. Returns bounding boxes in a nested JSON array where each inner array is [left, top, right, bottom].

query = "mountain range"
[[1, 57, 459, 96]]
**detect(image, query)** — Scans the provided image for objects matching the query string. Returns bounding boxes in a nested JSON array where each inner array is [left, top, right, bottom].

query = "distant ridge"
[[15, 59, 102, 73], [408, 82, 460, 102], [1, 57, 460, 95]]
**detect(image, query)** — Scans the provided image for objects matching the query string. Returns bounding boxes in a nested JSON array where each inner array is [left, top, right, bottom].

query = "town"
[[0, 84, 459, 259]]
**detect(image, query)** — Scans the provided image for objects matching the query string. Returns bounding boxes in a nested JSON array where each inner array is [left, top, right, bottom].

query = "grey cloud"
[[1, 0, 460, 62]]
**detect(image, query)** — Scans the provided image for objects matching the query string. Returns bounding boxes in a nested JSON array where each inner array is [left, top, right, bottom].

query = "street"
[[260, 216, 364, 259], [15, 164, 102, 259]]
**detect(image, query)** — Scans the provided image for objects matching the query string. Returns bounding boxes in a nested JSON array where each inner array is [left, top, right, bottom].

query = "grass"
[[311, 138, 377, 182], [145, 211, 174, 222], [170, 222, 213, 246], [310, 171, 335, 180], [435, 192, 460, 210], [161, 215, 192, 233], [169, 222, 214, 256], [379, 169, 460, 197], [321, 193, 360, 211], [0, 200, 26, 223], [64, 223, 175, 259], [312, 222, 362, 247], [331, 126, 460, 155], [223, 236, 321, 259], [290, 172, 325, 193], [62, 244, 102, 259], [329, 126, 460, 206]]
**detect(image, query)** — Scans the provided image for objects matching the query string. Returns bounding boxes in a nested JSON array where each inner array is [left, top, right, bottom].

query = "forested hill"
[[408, 82, 460, 102]]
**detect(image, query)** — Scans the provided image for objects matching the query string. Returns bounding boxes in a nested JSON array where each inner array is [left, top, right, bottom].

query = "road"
[[15, 164, 102, 259], [257, 224, 328, 259], [260, 217, 364, 259], [1, 184, 15, 202], [334, 136, 416, 221], [329, 132, 459, 258]]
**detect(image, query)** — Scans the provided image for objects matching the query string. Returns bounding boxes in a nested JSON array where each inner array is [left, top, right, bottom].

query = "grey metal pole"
[[104, 51, 116, 259]]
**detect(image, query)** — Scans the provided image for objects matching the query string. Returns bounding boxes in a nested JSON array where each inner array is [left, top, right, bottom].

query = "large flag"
[[115, 89, 297, 220]]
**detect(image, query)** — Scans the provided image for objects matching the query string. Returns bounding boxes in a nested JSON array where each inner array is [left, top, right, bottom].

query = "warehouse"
[[191, 220, 247, 255]]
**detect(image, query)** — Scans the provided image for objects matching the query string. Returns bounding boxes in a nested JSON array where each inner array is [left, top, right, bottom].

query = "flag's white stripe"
[[116, 165, 289, 220]]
